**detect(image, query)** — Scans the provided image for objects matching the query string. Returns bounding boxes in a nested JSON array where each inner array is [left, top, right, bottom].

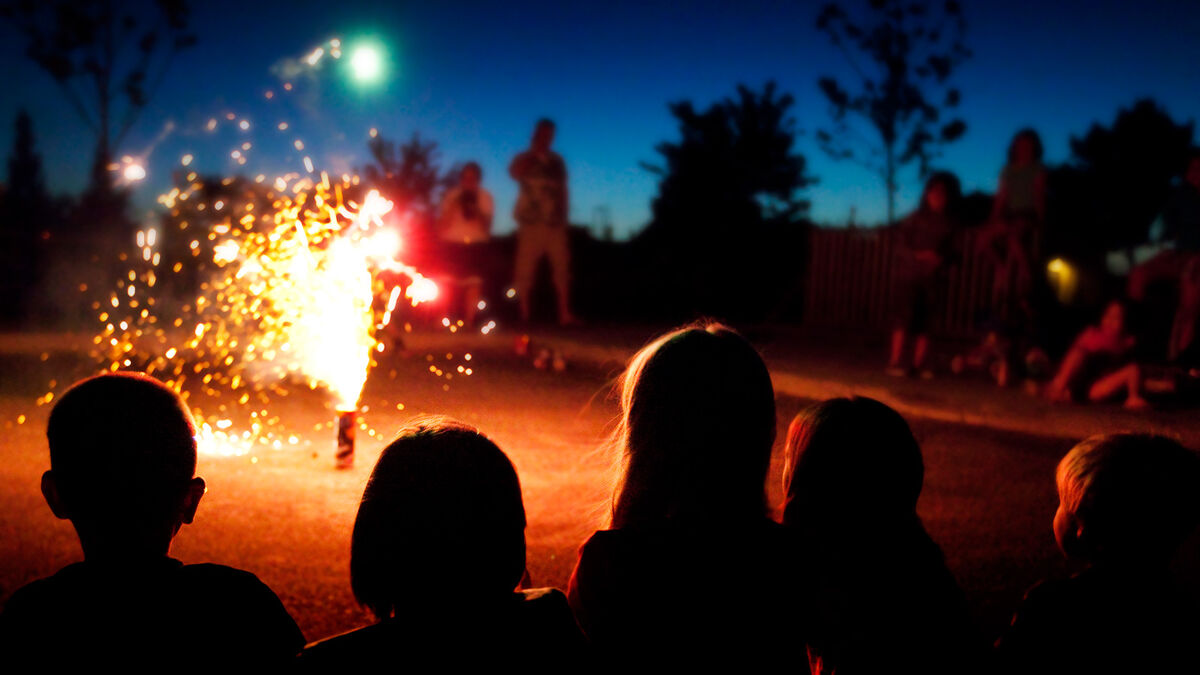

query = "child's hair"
[[46, 372, 198, 528], [535, 117, 556, 133], [915, 170, 962, 218], [782, 397, 923, 534], [1056, 433, 1200, 562], [609, 322, 775, 528], [462, 161, 483, 180], [1006, 128, 1044, 164], [350, 417, 526, 619]]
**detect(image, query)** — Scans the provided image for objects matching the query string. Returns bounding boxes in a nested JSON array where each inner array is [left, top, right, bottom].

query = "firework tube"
[[336, 408, 357, 469]]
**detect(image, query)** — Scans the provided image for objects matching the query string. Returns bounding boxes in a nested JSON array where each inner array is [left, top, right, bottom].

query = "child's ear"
[[180, 477, 206, 524], [1061, 517, 1091, 560], [40, 470, 70, 520]]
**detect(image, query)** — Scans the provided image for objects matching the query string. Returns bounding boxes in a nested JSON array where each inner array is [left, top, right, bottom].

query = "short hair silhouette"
[[1007, 127, 1044, 163], [350, 417, 526, 620], [783, 397, 924, 531], [1056, 433, 1200, 563], [462, 161, 482, 180], [535, 118, 556, 133], [609, 321, 776, 528], [45, 372, 199, 548]]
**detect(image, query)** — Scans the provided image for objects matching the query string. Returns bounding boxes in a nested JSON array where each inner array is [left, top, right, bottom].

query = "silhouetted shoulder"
[[297, 588, 586, 671], [568, 519, 804, 663], [0, 558, 303, 667], [997, 568, 1200, 674]]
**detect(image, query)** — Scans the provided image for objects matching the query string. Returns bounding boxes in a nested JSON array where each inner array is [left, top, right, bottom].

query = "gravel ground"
[[1, 335, 1192, 645]]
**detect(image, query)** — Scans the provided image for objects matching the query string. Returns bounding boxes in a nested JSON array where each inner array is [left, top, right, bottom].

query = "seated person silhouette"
[[782, 397, 984, 674], [0, 372, 304, 666], [996, 433, 1200, 674], [567, 322, 803, 665], [298, 417, 585, 669]]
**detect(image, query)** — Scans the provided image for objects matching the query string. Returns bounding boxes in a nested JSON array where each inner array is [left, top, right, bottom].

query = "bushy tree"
[[643, 81, 814, 235], [1062, 99, 1195, 254], [362, 132, 448, 242], [815, 0, 970, 224], [637, 82, 815, 320]]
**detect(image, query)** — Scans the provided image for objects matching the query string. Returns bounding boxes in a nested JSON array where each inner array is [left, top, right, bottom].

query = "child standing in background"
[[888, 171, 961, 378]]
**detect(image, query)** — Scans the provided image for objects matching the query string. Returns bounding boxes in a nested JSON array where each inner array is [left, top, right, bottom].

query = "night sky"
[[2, 0, 1198, 236]]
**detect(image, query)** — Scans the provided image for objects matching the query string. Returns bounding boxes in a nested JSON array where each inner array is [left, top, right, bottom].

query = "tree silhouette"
[[0, 110, 52, 321], [643, 81, 814, 235], [362, 132, 448, 241], [1, 0, 196, 194], [815, 0, 970, 225], [1062, 99, 1195, 255], [637, 82, 815, 319]]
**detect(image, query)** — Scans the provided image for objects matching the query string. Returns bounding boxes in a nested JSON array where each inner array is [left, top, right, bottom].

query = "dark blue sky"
[[3, 0, 1198, 236]]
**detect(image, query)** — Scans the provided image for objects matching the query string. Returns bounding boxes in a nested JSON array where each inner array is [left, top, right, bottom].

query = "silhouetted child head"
[[782, 397, 923, 539], [350, 418, 526, 619], [918, 171, 962, 218], [43, 372, 204, 560], [1007, 128, 1044, 166], [609, 322, 776, 528], [1054, 434, 1200, 566]]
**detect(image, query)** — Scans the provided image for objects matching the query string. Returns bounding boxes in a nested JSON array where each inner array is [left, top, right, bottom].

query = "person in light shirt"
[[436, 162, 494, 325]]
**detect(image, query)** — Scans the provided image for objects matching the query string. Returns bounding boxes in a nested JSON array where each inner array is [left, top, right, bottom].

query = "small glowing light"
[[303, 156, 314, 173], [239, 119, 250, 131], [369, 127, 378, 138], [278, 122, 289, 131], [294, 139, 305, 151], [206, 118, 217, 131], [505, 288, 517, 298], [181, 154, 194, 166]]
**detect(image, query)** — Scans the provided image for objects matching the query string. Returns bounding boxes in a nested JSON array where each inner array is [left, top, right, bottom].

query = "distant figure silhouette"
[[996, 433, 1200, 674], [984, 128, 1047, 309], [298, 418, 585, 669], [782, 397, 983, 674], [1045, 299, 1148, 409], [510, 118, 575, 325], [0, 372, 304, 667], [887, 171, 962, 378], [436, 161, 494, 326], [1130, 148, 1200, 363], [567, 322, 802, 664]]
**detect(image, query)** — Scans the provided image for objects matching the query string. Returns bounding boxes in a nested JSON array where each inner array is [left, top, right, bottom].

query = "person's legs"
[[913, 334, 931, 371], [1088, 363, 1149, 409], [547, 226, 574, 324], [1169, 256, 1200, 361], [888, 328, 906, 371], [463, 279, 482, 325], [513, 226, 546, 321]]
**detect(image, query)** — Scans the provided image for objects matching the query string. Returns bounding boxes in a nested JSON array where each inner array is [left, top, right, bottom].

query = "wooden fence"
[[804, 226, 1004, 337]]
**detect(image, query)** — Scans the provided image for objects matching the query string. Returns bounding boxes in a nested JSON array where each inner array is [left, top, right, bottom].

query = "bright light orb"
[[349, 45, 383, 82], [123, 163, 147, 182]]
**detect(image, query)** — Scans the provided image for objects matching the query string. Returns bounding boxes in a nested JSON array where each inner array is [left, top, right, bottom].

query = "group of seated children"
[[2, 323, 1198, 671]]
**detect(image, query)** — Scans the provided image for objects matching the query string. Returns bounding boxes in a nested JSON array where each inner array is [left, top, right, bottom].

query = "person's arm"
[[480, 190, 494, 233], [557, 155, 569, 227], [1046, 333, 1090, 401], [509, 151, 530, 181]]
